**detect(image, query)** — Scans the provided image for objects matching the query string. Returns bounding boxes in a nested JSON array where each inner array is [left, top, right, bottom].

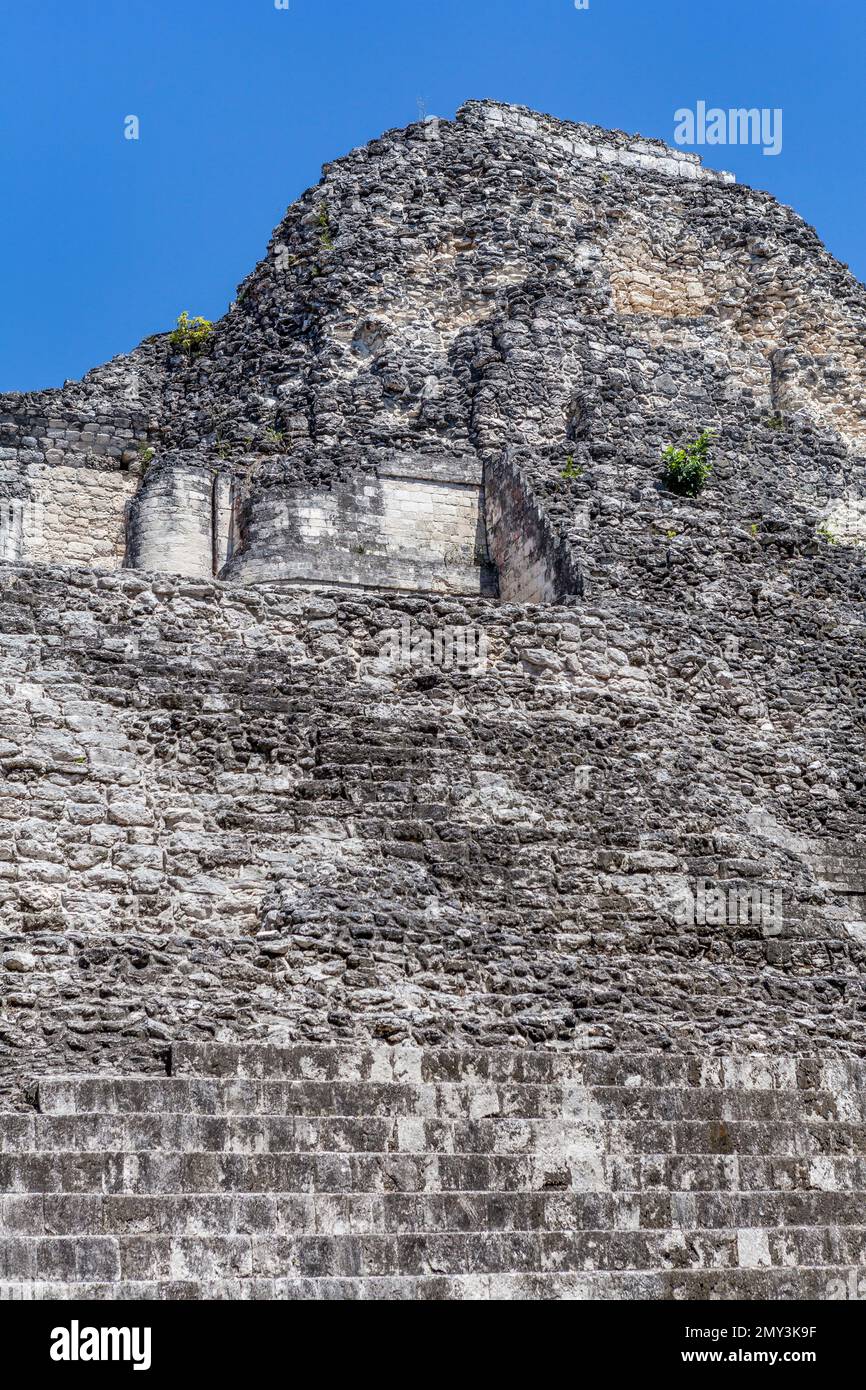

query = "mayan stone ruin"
[[0, 99, 864, 1301]]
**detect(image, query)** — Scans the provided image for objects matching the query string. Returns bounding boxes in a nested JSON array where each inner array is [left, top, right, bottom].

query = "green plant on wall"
[[661, 429, 715, 497], [316, 203, 334, 251], [169, 311, 214, 357], [561, 454, 583, 481]]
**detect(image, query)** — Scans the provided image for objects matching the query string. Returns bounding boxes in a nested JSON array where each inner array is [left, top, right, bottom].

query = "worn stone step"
[[607, 1153, 866, 1192], [170, 1043, 866, 1091], [10, 1119, 866, 1164], [33, 1076, 866, 1129], [4, 1190, 866, 1239], [8, 1041, 866, 1297], [4, 1226, 866, 1282], [2, 1267, 860, 1300], [4, 1145, 866, 1200], [10, 1094, 866, 1156], [0, 1150, 591, 1194], [36, 1078, 575, 1119], [0, 1113, 600, 1156]]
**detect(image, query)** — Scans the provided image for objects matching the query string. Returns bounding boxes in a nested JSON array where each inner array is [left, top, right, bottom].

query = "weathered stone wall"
[[225, 455, 495, 596], [0, 466, 135, 570], [0, 557, 863, 1110], [485, 451, 581, 603], [0, 104, 863, 1104], [1, 100, 865, 1303], [125, 459, 224, 579], [2, 99, 865, 600], [0, 339, 163, 573]]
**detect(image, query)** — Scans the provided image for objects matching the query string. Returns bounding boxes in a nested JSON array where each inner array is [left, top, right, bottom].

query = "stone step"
[[0, 1151, 589, 1194], [3, 1227, 866, 1282], [6, 1105, 866, 1159], [11, 1089, 866, 1156], [169, 1043, 866, 1091], [4, 1142, 866, 1198], [33, 1076, 866, 1125], [0, 1113, 607, 1155], [5, 1191, 866, 1238], [608, 1153, 866, 1192], [36, 1078, 582, 1119], [1, 1267, 860, 1301], [8, 1045, 865, 1298]]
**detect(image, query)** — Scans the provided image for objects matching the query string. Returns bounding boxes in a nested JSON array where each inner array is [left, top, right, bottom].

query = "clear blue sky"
[[0, 0, 863, 393]]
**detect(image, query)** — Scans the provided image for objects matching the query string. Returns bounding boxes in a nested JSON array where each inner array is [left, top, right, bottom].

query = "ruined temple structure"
[[1, 101, 865, 1300]]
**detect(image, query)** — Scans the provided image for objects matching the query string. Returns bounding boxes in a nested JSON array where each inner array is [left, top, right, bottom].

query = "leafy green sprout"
[[169, 311, 214, 357], [561, 454, 584, 481], [661, 429, 715, 497], [316, 204, 334, 251]]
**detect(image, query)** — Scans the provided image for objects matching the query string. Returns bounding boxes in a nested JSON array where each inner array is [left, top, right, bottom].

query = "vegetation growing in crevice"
[[661, 429, 714, 497], [560, 454, 583, 482], [214, 431, 232, 461], [169, 312, 214, 357], [316, 203, 335, 251]]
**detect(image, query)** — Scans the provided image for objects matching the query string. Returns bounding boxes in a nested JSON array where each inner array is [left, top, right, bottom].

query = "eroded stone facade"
[[1, 101, 865, 1301]]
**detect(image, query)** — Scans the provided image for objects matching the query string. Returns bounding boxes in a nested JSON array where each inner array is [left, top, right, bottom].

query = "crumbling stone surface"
[[2, 100, 865, 593], [0, 101, 865, 1299], [0, 557, 862, 1102]]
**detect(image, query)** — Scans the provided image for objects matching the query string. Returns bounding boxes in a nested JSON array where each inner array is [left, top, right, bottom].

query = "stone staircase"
[[1, 1045, 865, 1300]]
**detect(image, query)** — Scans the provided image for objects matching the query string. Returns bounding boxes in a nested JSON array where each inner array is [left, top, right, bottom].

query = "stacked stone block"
[[1, 1045, 864, 1300]]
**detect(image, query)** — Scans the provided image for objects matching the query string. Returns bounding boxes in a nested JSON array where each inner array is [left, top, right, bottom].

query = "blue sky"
[[0, 0, 862, 392]]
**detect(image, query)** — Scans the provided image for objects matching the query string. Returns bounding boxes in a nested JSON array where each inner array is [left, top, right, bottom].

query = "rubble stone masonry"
[[1, 101, 865, 1299]]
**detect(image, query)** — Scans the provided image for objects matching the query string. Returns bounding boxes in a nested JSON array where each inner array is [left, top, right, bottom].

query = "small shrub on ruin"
[[316, 203, 334, 251], [661, 429, 714, 497], [561, 454, 583, 481], [169, 311, 214, 357]]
